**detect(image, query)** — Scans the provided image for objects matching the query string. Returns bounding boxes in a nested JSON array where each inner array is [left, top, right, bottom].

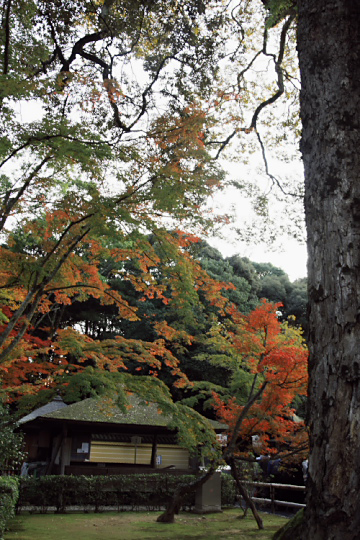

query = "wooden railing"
[[244, 481, 306, 512]]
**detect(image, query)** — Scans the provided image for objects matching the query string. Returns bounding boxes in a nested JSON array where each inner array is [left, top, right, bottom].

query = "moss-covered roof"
[[42, 395, 173, 427], [21, 394, 226, 431]]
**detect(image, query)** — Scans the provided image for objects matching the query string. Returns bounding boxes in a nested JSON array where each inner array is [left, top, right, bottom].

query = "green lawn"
[[5, 510, 287, 540]]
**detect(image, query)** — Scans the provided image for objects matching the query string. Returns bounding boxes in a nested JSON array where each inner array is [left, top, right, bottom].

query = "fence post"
[[270, 485, 275, 513]]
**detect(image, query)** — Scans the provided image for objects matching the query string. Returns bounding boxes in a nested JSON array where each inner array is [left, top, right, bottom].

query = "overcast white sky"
[[209, 234, 307, 282], [207, 159, 307, 282]]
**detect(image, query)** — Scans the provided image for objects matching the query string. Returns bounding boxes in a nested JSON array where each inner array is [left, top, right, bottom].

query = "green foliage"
[[13, 389, 56, 420], [264, 0, 296, 29], [18, 474, 197, 513], [60, 369, 120, 404], [0, 401, 25, 473], [283, 278, 308, 333], [220, 474, 237, 507], [0, 476, 19, 540], [0, 0, 227, 371], [17, 473, 238, 513], [226, 256, 261, 300], [252, 262, 307, 329], [196, 248, 256, 314], [1, 1, 306, 477]]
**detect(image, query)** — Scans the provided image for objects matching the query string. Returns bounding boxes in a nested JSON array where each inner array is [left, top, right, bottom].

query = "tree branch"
[[0, 227, 90, 359], [2, 0, 11, 74], [224, 379, 268, 460], [0, 154, 53, 232], [229, 457, 264, 530], [211, 11, 296, 170]]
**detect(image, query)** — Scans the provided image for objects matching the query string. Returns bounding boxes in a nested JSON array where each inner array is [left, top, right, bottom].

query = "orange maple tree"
[[212, 300, 308, 463], [0, 230, 237, 402]]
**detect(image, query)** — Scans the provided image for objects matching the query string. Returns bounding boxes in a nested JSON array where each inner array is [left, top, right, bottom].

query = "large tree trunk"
[[297, 1, 360, 538]]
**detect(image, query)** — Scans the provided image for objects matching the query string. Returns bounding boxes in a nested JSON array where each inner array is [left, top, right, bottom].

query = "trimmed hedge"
[[17, 473, 237, 513], [18, 474, 197, 513], [0, 476, 19, 539]]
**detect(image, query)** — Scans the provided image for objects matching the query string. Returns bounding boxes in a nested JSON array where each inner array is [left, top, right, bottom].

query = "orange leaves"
[[213, 300, 308, 459], [196, 270, 235, 315], [173, 230, 201, 248], [1, 223, 262, 409], [154, 320, 193, 345], [229, 299, 307, 382], [150, 102, 208, 159], [247, 299, 283, 335], [261, 345, 308, 393], [103, 79, 125, 104]]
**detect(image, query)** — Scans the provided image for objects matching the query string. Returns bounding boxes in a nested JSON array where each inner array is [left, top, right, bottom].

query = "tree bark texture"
[[298, 1, 360, 538]]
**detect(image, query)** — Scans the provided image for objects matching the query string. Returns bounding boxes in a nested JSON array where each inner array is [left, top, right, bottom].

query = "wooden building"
[[19, 395, 221, 476]]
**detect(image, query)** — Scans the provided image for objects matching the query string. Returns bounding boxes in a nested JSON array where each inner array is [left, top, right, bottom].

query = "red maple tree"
[[213, 300, 308, 462]]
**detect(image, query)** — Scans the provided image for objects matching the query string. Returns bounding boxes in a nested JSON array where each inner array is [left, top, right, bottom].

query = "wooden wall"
[[89, 441, 189, 469]]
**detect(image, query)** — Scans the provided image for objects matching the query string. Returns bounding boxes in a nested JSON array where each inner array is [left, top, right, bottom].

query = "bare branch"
[[211, 11, 297, 173], [249, 12, 296, 131], [255, 129, 300, 198], [0, 154, 53, 232], [2, 0, 11, 74]]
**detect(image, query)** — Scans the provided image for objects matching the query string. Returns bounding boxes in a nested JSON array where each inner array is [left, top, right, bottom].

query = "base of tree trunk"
[[229, 458, 264, 530], [156, 467, 216, 523], [156, 495, 183, 523], [272, 509, 304, 540]]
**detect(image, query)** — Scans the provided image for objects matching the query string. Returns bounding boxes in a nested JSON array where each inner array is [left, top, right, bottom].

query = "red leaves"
[[214, 300, 308, 460], [1, 228, 217, 398]]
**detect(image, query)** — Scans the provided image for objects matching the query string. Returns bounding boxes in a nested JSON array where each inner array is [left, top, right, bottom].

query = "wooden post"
[[270, 485, 275, 514], [59, 425, 68, 476], [45, 433, 63, 475], [151, 433, 158, 468]]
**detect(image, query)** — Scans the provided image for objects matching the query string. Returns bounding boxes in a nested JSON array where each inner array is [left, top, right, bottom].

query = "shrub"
[[0, 402, 25, 475], [17, 472, 236, 513], [0, 476, 19, 539], [221, 474, 237, 507], [18, 474, 198, 513]]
